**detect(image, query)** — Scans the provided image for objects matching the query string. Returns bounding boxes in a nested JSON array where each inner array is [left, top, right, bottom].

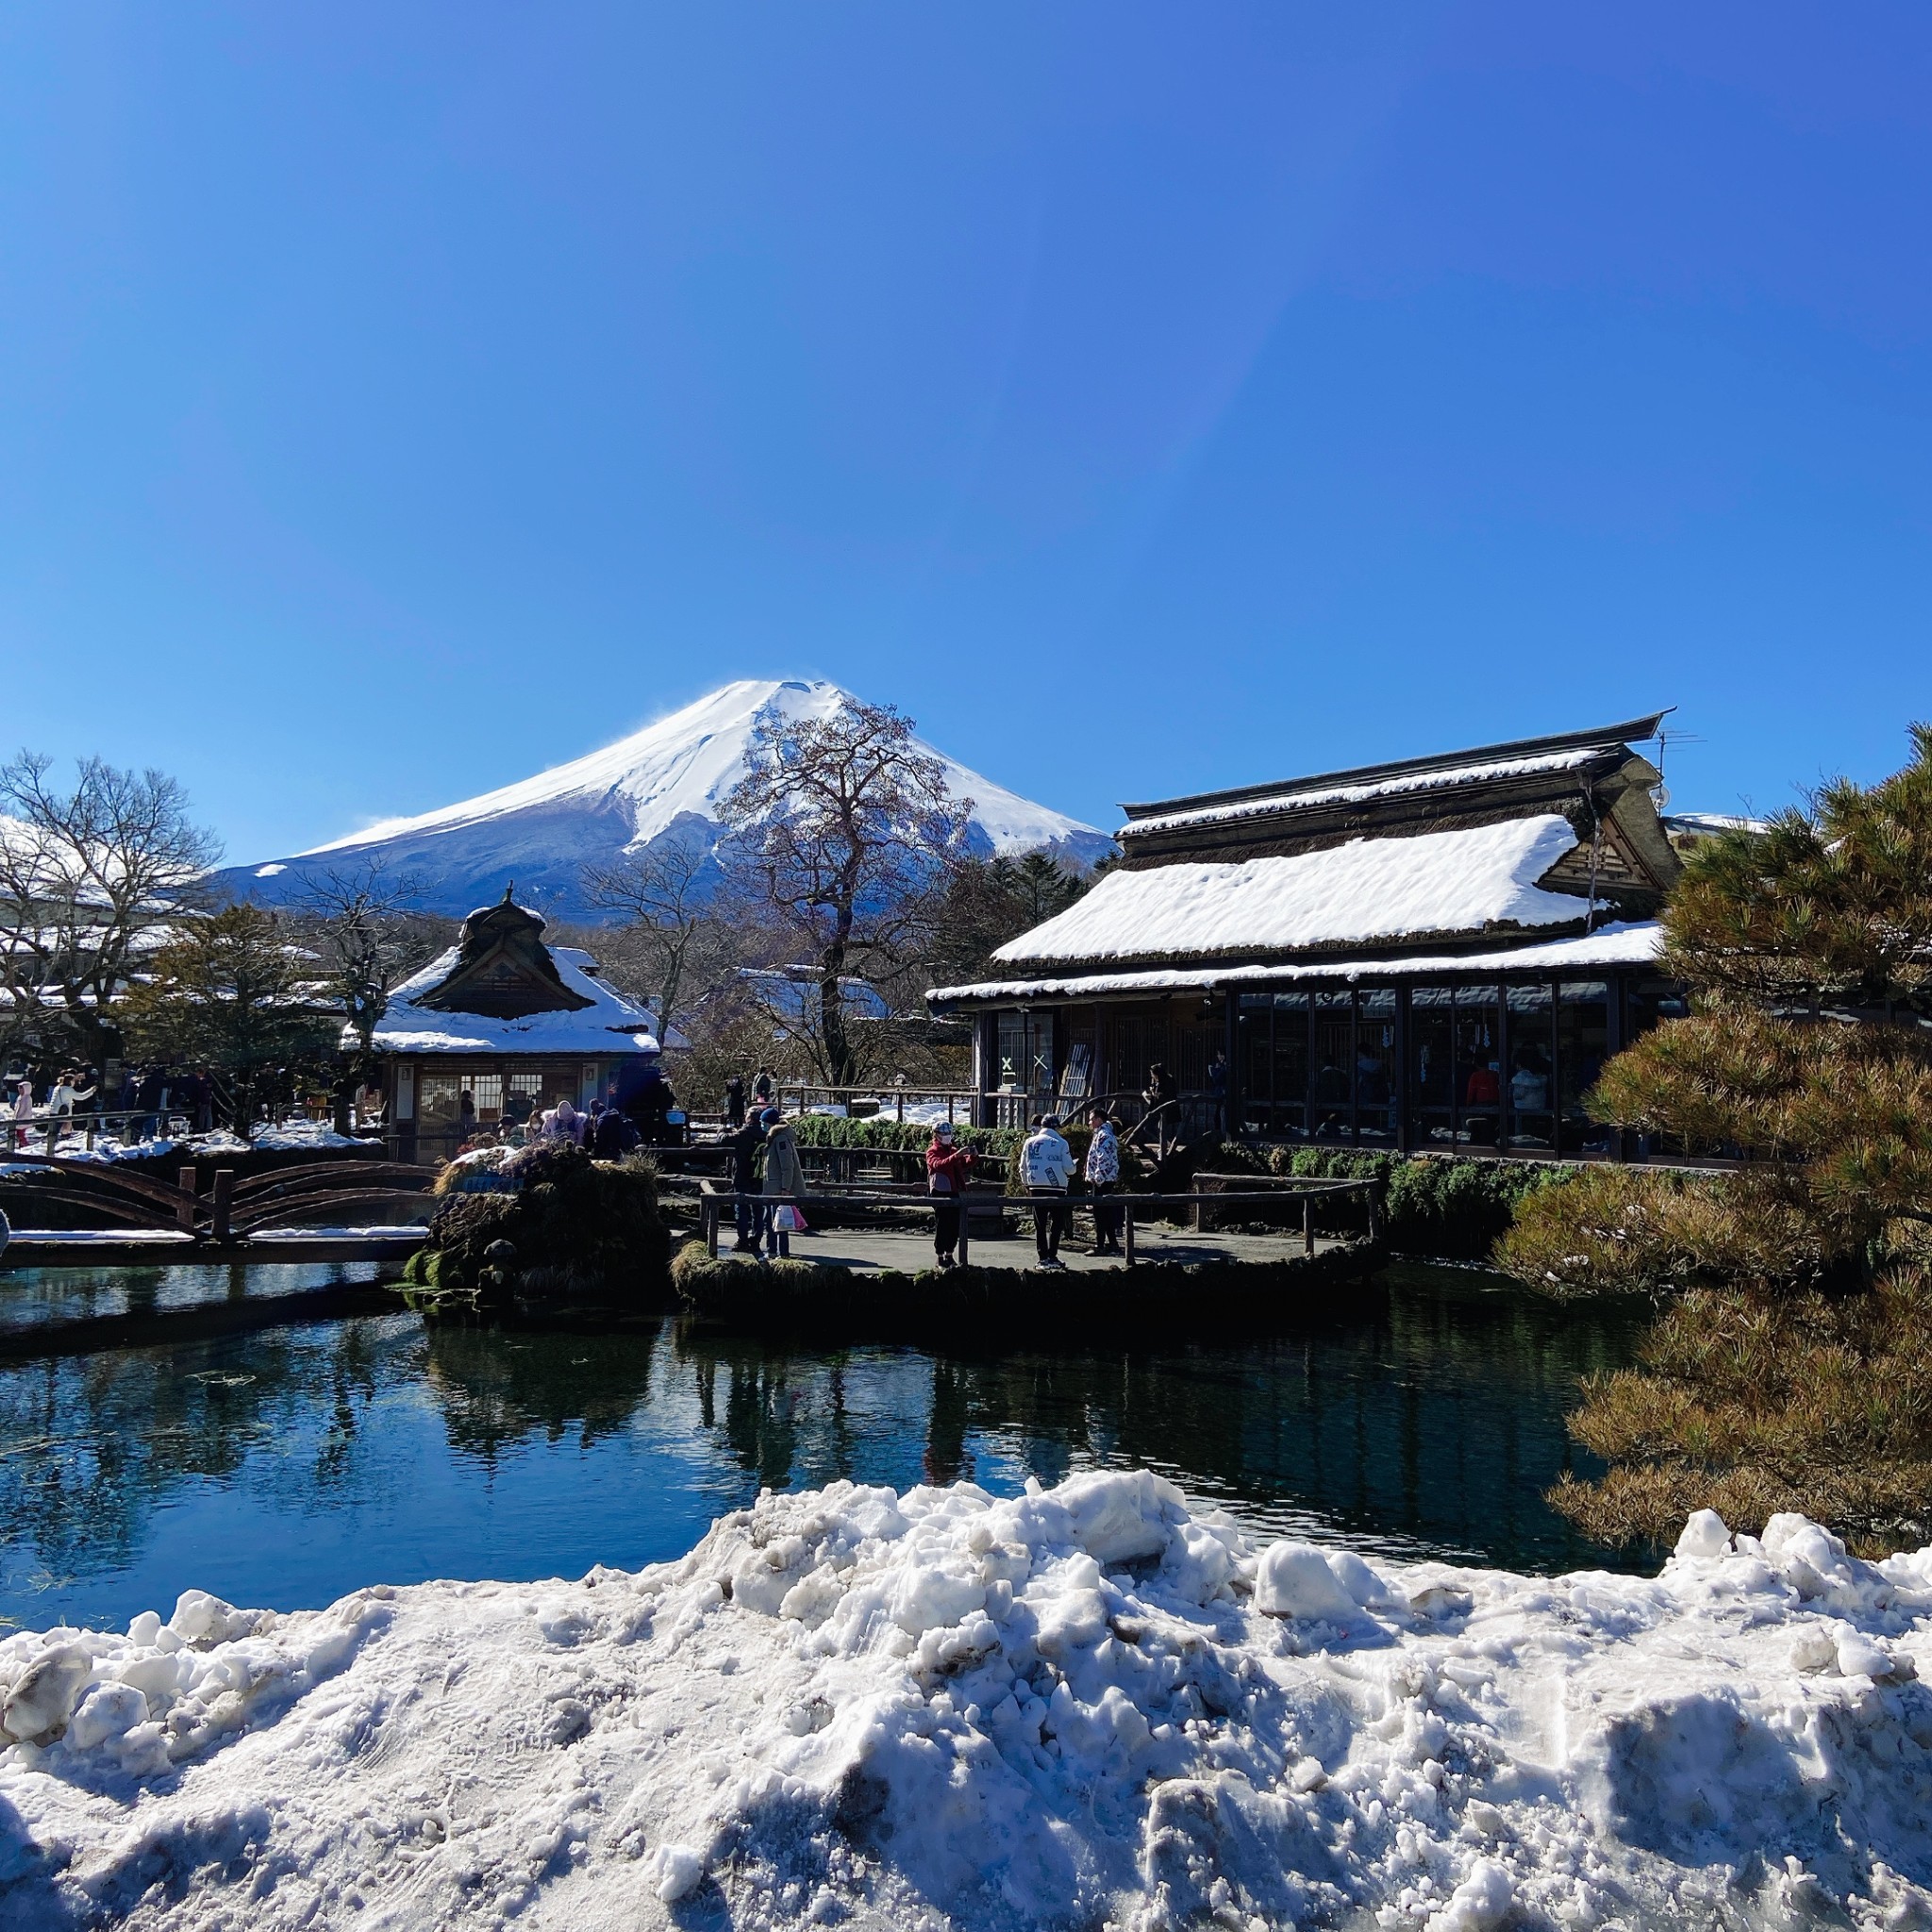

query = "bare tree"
[[717, 697, 970, 1086], [580, 841, 733, 1049], [291, 859, 450, 1082], [0, 753, 222, 1069]]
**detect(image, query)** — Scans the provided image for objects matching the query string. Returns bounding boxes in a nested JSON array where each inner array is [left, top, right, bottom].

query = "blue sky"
[[3, 4, 1928, 860]]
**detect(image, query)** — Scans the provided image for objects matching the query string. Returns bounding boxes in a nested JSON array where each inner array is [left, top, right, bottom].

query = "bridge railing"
[[690, 1178, 1379, 1269]]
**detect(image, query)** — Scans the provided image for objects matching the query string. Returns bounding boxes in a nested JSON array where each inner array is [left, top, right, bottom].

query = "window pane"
[[1455, 985, 1502, 1145], [419, 1074, 462, 1125], [997, 1012, 1024, 1091], [468, 1073, 504, 1122], [1272, 992, 1309, 1139], [1506, 984, 1556, 1150], [1557, 981, 1610, 1154], [1311, 991, 1353, 1141], [1356, 990, 1397, 1145], [1408, 987, 1456, 1147], [1236, 993, 1272, 1133]]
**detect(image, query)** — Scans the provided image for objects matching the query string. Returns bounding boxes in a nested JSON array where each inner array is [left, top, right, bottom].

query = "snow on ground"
[[4, 1473, 1931, 1931]]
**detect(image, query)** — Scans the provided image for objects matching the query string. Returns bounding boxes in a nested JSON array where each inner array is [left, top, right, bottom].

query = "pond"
[[0, 1262, 1648, 1633]]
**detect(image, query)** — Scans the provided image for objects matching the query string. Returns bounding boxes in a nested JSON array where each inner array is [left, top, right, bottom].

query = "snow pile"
[[5, 1474, 1932, 1930], [994, 817, 1591, 968], [366, 945, 660, 1058]]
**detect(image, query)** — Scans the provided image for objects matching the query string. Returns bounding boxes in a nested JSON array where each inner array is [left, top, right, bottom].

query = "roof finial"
[[502, 881, 515, 904]]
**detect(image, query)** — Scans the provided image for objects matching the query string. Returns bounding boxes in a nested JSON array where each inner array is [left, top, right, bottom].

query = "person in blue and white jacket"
[[1084, 1111, 1124, 1256], [1020, 1114, 1076, 1268]]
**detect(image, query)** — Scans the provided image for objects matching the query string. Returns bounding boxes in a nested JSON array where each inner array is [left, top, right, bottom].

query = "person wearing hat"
[[1019, 1113, 1076, 1269], [924, 1123, 974, 1269]]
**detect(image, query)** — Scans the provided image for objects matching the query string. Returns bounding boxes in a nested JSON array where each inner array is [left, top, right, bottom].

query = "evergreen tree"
[[121, 906, 337, 1130], [1501, 725, 1932, 1552]]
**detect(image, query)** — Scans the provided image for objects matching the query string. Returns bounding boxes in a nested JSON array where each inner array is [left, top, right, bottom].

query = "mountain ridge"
[[215, 680, 1114, 921]]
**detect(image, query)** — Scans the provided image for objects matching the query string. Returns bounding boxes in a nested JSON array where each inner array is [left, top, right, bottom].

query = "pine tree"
[[1501, 725, 1932, 1552]]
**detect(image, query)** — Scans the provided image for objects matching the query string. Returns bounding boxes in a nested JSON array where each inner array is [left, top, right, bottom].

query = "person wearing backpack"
[[924, 1124, 974, 1269], [1020, 1114, 1076, 1268]]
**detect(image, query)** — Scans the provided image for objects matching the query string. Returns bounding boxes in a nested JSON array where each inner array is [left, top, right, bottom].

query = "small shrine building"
[[365, 890, 660, 1161]]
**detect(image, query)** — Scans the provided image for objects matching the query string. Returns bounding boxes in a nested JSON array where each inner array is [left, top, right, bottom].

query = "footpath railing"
[[5, 1108, 195, 1155], [690, 1178, 1379, 1270]]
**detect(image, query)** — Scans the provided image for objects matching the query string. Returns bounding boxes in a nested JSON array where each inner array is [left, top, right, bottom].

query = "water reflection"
[[424, 1327, 662, 1463], [0, 1260, 381, 1332], [0, 1268, 1645, 1632]]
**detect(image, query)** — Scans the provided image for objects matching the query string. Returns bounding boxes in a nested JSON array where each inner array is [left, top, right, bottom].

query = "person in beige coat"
[[758, 1108, 805, 1257]]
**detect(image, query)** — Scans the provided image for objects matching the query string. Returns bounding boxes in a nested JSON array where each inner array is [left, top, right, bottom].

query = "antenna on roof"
[[1651, 713, 1700, 816]]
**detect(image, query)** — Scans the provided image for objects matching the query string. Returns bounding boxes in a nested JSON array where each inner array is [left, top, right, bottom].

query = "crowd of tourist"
[[3, 1060, 220, 1149]]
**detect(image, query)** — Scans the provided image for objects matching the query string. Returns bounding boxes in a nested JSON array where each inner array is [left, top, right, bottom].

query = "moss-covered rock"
[[401, 1143, 671, 1320]]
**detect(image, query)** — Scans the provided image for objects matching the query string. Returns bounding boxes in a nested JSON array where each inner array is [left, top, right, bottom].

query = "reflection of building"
[[930, 717, 1691, 1158], [366, 891, 659, 1161]]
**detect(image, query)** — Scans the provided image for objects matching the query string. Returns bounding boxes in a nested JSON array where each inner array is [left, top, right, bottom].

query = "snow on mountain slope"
[[217, 681, 1112, 920]]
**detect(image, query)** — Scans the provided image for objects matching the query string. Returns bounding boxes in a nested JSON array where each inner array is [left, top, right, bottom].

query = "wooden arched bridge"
[[0, 1153, 438, 1267]]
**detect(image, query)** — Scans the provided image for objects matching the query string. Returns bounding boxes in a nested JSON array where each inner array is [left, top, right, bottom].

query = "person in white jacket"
[[1020, 1115, 1076, 1268]]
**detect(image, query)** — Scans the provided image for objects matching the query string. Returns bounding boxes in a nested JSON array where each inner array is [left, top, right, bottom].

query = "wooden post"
[[1123, 1203, 1136, 1268], [958, 1197, 971, 1270], [1302, 1194, 1314, 1257], [211, 1169, 235, 1244], [1191, 1187, 1206, 1233], [705, 1195, 720, 1258], [177, 1166, 198, 1232]]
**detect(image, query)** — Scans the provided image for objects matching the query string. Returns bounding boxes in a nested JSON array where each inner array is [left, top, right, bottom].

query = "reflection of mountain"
[[424, 1327, 662, 1464]]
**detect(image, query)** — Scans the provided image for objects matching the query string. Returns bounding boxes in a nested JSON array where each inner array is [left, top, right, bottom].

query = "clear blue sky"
[[4, 4, 1928, 861]]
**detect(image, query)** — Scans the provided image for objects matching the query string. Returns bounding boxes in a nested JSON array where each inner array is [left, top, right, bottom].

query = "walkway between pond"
[[711, 1224, 1354, 1275]]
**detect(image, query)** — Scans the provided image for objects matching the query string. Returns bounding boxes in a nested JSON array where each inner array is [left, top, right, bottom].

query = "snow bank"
[[4, 1474, 1931, 1930]]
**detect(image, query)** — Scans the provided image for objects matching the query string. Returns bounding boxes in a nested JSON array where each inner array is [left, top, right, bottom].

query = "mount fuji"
[[217, 680, 1114, 921]]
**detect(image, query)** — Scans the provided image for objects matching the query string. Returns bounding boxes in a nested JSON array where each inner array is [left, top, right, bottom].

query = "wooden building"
[[368, 891, 660, 1162], [928, 716, 1690, 1158]]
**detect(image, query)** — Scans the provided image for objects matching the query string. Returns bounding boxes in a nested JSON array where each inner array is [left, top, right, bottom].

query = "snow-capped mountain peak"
[[220, 680, 1112, 920]]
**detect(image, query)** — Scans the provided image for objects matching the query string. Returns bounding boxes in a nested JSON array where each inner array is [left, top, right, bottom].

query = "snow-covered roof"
[[1121, 749, 1604, 839], [736, 967, 892, 1025], [361, 946, 661, 1057], [992, 816, 1591, 970], [930, 921, 1665, 1005]]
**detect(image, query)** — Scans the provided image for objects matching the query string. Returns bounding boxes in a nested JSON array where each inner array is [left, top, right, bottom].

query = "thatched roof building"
[[929, 716, 1686, 1158]]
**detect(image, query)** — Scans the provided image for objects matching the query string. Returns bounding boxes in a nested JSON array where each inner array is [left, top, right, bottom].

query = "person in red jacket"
[[924, 1124, 974, 1270]]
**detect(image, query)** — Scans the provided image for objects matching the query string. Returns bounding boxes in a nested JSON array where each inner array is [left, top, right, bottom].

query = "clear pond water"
[[0, 1262, 1647, 1632]]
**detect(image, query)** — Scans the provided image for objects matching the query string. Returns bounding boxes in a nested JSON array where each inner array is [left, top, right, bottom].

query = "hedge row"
[[1208, 1142, 1574, 1261], [787, 1115, 1026, 1160]]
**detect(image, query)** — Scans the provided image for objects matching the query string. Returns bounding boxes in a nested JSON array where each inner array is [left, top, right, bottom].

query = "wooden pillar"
[[1303, 1194, 1313, 1257], [177, 1167, 198, 1232], [1123, 1202, 1136, 1268], [211, 1169, 235, 1244]]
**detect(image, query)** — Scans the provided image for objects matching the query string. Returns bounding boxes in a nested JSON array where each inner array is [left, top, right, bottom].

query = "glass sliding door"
[[1311, 991, 1354, 1141], [1557, 981, 1611, 1154], [1408, 987, 1456, 1147], [1236, 993, 1273, 1133], [1505, 984, 1556, 1150], [1356, 990, 1398, 1144], [1272, 992, 1310, 1140], [1455, 986, 1502, 1145]]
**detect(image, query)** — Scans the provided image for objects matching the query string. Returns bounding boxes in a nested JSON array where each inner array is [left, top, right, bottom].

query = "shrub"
[[404, 1141, 670, 1313]]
